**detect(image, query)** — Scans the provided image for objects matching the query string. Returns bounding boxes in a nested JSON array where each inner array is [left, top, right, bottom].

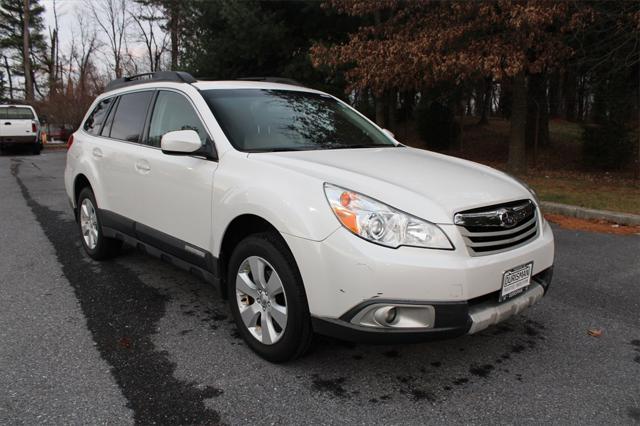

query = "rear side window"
[[0, 107, 34, 120], [101, 97, 119, 137], [109, 91, 154, 142], [83, 98, 115, 135], [148, 91, 208, 147]]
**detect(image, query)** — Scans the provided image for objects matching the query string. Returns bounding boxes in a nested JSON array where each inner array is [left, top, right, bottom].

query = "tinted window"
[[83, 98, 115, 135], [101, 97, 119, 137], [202, 89, 396, 152], [148, 91, 208, 147], [0, 107, 35, 120], [110, 91, 154, 142]]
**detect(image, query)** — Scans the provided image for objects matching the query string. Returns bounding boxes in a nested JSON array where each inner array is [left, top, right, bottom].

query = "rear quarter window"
[[84, 98, 116, 135]]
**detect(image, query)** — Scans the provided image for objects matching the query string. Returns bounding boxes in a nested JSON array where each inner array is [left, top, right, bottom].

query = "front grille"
[[454, 199, 539, 256]]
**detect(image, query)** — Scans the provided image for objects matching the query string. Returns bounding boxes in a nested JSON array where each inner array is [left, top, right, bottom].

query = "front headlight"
[[324, 183, 453, 249]]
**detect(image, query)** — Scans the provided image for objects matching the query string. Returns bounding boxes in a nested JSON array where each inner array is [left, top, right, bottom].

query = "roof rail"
[[237, 77, 305, 87], [105, 71, 197, 92]]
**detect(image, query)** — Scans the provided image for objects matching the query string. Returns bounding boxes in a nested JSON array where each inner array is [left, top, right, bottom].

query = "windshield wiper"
[[247, 147, 308, 153], [327, 144, 400, 150]]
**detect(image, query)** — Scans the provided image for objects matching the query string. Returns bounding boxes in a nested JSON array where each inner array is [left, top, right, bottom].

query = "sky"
[[40, 0, 160, 77], [41, 0, 75, 52]]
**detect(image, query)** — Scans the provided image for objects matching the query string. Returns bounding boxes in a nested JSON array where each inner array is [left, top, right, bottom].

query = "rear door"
[[95, 90, 155, 223]]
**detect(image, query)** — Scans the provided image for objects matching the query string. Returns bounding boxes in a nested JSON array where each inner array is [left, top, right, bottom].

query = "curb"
[[541, 201, 640, 226]]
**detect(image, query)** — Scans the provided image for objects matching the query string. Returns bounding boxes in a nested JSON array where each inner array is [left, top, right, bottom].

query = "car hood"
[[249, 146, 532, 224]]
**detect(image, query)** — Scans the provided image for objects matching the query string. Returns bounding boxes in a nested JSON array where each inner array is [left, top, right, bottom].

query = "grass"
[[522, 172, 640, 215], [397, 117, 639, 215]]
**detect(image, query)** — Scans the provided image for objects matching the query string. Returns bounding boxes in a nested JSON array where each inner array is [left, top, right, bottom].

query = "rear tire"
[[77, 187, 122, 260], [32, 143, 41, 155], [227, 232, 313, 362]]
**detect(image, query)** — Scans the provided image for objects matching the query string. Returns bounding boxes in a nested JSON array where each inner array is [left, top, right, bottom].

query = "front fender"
[[211, 154, 340, 256]]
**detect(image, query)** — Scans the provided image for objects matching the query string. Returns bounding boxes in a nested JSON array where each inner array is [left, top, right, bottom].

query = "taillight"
[[67, 134, 74, 149], [31, 121, 37, 132]]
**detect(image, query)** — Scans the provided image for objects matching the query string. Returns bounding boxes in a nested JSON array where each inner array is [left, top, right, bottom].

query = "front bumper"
[[282, 217, 554, 343], [311, 271, 552, 344]]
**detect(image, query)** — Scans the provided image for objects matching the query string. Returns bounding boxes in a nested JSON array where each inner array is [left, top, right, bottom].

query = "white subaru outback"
[[65, 72, 554, 362]]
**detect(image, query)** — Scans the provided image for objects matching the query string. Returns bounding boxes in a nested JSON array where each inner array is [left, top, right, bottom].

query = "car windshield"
[[202, 89, 397, 152], [0, 107, 34, 120]]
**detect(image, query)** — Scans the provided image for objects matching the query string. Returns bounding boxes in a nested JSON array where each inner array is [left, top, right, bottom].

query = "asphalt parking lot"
[[1, 150, 639, 425]]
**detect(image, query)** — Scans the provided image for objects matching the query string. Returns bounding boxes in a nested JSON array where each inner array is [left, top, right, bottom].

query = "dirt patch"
[[544, 214, 640, 235]]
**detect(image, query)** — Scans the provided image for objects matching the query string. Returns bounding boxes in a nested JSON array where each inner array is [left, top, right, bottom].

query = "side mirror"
[[161, 130, 201, 155], [382, 128, 395, 139]]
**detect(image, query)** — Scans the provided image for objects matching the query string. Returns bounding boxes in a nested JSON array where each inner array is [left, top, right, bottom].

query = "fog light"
[[385, 307, 397, 324], [354, 304, 436, 329]]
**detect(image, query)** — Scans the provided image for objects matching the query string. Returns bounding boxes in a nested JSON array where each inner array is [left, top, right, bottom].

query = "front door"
[[133, 90, 217, 258]]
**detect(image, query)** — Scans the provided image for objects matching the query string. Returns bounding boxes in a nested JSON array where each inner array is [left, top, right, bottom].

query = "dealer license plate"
[[499, 262, 533, 302]]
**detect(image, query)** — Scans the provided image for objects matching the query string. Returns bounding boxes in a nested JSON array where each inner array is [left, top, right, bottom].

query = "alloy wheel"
[[235, 256, 288, 345], [80, 198, 99, 250]]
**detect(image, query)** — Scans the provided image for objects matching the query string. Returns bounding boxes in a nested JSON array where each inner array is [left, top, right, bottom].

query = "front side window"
[[202, 89, 396, 152], [109, 91, 154, 142], [83, 98, 115, 135], [148, 91, 208, 148], [0, 107, 35, 120]]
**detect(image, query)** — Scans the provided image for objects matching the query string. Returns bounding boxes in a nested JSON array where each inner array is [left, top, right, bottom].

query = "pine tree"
[[0, 0, 46, 101]]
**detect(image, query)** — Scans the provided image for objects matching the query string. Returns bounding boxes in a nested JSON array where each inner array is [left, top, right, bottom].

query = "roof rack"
[[236, 77, 305, 87], [105, 71, 197, 92]]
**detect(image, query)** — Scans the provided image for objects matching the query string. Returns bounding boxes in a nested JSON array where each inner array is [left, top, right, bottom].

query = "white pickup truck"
[[0, 105, 42, 155]]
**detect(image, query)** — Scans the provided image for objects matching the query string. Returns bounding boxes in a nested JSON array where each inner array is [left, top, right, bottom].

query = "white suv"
[[65, 72, 554, 362]]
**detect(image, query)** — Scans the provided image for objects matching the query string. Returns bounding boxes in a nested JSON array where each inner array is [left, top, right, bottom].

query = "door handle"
[[135, 160, 151, 173], [4, 122, 11, 125], [92, 148, 103, 158]]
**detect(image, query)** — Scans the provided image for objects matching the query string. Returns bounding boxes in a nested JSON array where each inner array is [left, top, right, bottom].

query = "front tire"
[[77, 187, 122, 260], [227, 232, 313, 362]]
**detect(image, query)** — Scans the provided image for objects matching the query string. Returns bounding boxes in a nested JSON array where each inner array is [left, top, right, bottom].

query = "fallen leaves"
[[545, 214, 640, 236], [587, 328, 603, 338]]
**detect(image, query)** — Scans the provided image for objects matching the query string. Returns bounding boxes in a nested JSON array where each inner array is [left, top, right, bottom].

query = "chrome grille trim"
[[461, 216, 537, 238], [455, 200, 539, 256]]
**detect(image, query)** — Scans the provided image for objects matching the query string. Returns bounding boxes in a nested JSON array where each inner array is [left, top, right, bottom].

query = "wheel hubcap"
[[80, 198, 99, 250], [235, 256, 288, 345]]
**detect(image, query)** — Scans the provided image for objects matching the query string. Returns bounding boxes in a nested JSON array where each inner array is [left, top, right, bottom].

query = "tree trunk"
[[169, 5, 179, 70], [375, 93, 386, 128], [508, 73, 528, 174], [563, 69, 577, 121], [526, 73, 550, 149], [387, 90, 398, 131], [22, 0, 34, 102], [3, 55, 13, 101], [498, 80, 512, 119], [478, 77, 492, 125], [576, 75, 585, 121], [48, 28, 57, 99], [636, 132, 640, 179]]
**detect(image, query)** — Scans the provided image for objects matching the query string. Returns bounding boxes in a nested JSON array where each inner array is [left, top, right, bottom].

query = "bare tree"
[[130, 2, 169, 72], [22, 0, 34, 102], [89, 0, 129, 78], [46, 0, 60, 99], [2, 55, 14, 101], [72, 13, 99, 96]]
